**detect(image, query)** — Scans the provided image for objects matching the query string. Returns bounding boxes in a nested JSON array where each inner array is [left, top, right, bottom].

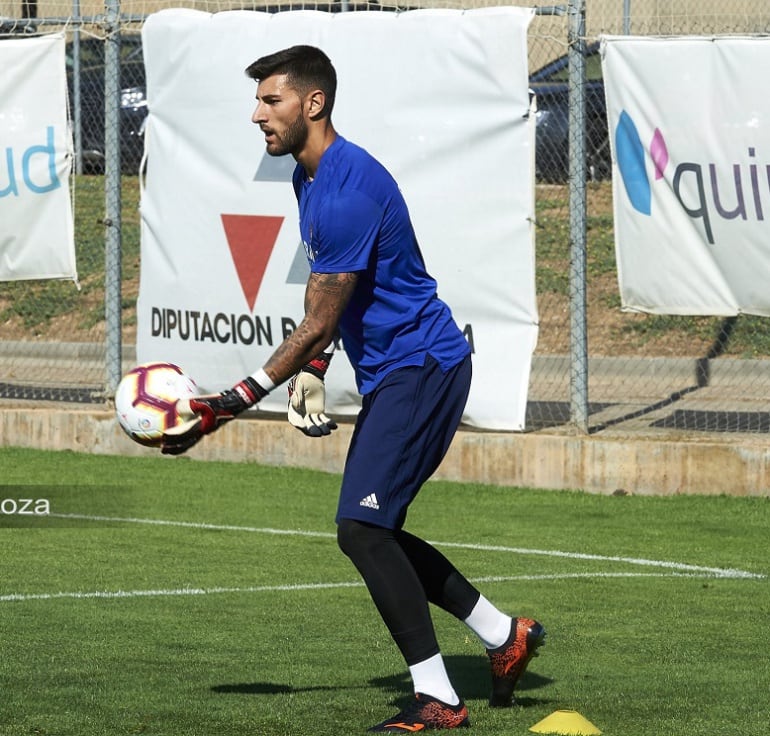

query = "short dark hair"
[[245, 44, 337, 117]]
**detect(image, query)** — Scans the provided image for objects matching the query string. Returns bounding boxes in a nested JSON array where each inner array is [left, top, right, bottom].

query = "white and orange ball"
[[114, 362, 200, 447]]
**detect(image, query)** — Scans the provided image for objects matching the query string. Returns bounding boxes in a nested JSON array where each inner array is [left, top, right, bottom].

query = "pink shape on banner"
[[650, 128, 669, 180]]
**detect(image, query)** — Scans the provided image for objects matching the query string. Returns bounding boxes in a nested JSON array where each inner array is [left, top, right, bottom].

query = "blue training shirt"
[[292, 136, 470, 396]]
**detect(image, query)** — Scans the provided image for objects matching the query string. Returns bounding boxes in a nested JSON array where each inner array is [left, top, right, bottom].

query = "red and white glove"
[[161, 376, 268, 455], [287, 349, 337, 437]]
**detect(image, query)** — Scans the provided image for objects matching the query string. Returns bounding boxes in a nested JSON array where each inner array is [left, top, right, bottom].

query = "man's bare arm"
[[262, 271, 357, 385]]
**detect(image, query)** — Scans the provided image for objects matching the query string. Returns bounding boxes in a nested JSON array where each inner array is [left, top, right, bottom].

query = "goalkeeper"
[[162, 44, 544, 733]]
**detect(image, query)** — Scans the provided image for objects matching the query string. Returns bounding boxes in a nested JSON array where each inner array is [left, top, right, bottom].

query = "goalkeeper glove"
[[161, 376, 268, 455], [287, 350, 338, 437]]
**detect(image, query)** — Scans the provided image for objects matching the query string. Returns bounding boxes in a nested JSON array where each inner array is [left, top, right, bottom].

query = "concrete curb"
[[1, 407, 768, 496]]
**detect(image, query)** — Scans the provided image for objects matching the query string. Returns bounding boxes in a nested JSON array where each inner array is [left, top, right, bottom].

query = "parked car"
[[529, 42, 609, 183], [66, 34, 148, 174]]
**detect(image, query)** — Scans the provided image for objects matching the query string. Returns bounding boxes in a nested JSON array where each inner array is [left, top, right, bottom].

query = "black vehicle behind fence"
[[66, 34, 147, 174], [530, 42, 609, 183]]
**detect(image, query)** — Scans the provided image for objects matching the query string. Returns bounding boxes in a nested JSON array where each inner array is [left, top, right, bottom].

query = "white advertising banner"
[[138, 8, 536, 429], [0, 34, 76, 282], [602, 35, 770, 316]]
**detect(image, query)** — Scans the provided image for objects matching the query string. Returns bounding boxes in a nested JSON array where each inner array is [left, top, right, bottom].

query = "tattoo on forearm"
[[263, 271, 356, 384]]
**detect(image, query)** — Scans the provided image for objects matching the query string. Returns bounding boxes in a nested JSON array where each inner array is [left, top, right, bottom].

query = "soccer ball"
[[114, 362, 200, 447]]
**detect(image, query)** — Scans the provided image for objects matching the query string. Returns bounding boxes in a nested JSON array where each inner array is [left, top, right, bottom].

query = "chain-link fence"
[[2, 0, 770, 436]]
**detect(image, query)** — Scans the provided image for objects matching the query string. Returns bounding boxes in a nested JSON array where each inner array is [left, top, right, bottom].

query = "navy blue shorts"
[[336, 354, 472, 530]]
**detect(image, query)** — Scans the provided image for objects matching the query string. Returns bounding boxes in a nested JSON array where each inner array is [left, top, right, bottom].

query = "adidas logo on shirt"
[[359, 493, 380, 510]]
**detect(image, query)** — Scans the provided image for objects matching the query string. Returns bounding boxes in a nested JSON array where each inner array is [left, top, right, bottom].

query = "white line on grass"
[[434, 541, 766, 579], [4, 513, 764, 604], [0, 571, 755, 604], [49, 513, 764, 580]]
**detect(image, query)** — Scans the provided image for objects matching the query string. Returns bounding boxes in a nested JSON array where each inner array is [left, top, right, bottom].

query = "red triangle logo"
[[221, 214, 285, 311]]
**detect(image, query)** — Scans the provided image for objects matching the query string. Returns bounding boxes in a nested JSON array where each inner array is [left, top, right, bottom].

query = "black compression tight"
[[337, 518, 481, 666]]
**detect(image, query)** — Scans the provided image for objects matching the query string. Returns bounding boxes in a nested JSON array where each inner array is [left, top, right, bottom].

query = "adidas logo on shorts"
[[359, 493, 380, 510]]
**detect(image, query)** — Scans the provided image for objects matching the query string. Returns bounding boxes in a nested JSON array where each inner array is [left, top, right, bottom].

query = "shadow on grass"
[[370, 655, 553, 708], [211, 654, 554, 706], [211, 682, 336, 695]]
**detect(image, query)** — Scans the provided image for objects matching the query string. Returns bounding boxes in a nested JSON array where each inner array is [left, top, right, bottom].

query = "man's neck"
[[297, 126, 338, 178]]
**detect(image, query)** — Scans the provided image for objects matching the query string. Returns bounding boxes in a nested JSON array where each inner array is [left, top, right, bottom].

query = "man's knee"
[[337, 517, 389, 562]]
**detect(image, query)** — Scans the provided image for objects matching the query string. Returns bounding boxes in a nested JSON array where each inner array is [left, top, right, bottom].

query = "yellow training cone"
[[529, 710, 602, 735]]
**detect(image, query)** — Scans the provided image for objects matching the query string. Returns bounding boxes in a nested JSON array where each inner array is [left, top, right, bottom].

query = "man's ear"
[[306, 89, 327, 120]]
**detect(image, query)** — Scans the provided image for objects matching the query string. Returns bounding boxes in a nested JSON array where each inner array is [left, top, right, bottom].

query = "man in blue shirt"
[[162, 44, 544, 732]]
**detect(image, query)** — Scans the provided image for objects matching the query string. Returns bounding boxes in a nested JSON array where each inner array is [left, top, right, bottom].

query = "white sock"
[[409, 653, 460, 706], [464, 595, 512, 650]]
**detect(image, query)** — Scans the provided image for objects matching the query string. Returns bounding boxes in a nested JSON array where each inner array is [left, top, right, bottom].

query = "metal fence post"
[[72, 0, 83, 174], [623, 0, 632, 35], [103, 0, 122, 394], [568, 0, 589, 432]]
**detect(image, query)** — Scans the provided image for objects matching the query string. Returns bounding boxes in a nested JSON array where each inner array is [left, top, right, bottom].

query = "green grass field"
[[1, 446, 768, 735]]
